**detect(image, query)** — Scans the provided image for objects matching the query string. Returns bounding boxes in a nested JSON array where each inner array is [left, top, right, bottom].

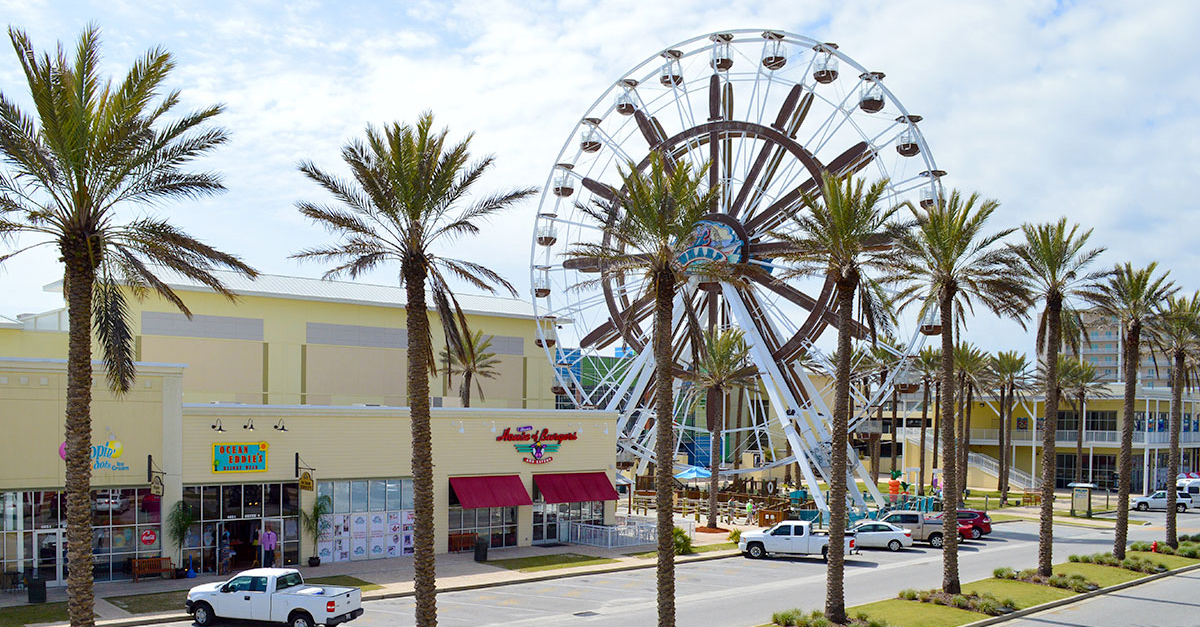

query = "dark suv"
[[956, 509, 992, 539]]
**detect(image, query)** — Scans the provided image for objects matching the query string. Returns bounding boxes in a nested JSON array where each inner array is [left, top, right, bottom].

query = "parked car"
[[956, 521, 976, 541], [92, 494, 129, 513], [1133, 491, 1193, 512], [1177, 478, 1200, 501], [954, 509, 993, 539], [879, 511, 946, 548], [738, 520, 855, 560], [849, 520, 912, 551], [186, 567, 363, 627]]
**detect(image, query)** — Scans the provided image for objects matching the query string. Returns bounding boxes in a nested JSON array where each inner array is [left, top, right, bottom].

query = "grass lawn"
[[485, 553, 620, 573], [306, 575, 384, 593], [849, 599, 980, 627], [1129, 551, 1200, 571], [988, 513, 1025, 523], [692, 542, 738, 553], [105, 590, 187, 615], [1053, 562, 1144, 587], [963, 578, 1076, 609], [0, 602, 70, 627]]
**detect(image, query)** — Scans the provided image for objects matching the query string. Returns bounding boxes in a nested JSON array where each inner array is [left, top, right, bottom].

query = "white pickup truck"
[[186, 568, 363, 627], [738, 520, 855, 560]]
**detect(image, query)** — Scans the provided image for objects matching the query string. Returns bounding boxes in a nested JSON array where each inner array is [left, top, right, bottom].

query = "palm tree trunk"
[[1167, 350, 1183, 548], [1037, 294, 1063, 577], [1075, 394, 1085, 483], [872, 375, 882, 484], [918, 380, 930, 496], [939, 292, 961, 594], [891, 388, 899, 476], [1001, 382, 1015, 504], [64, 258, 97, 627], [733, 387, 744, 470], [404, 257, 438, 627], [1114, 322, 1140, 560], [461, 371, 472, 408], [998, 384, 1008, 496], [932, 381, 941, 474], [707, 387, 722, 530], [653, 269, 677, 627], [825, 281, 855, 625], [961, 383, 974, 494]]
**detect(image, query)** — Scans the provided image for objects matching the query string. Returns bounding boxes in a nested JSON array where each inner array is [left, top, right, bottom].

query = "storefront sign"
[[212, 442, 269, 473], [140, 529, 157, 546], [150, 475, 164, 496], [59, 439, 130, 471], [299, 471, 315, 491], [496, 426, 577, 465]]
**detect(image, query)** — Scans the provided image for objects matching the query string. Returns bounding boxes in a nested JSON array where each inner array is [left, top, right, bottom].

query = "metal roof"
[[44, 269, 537, 320]]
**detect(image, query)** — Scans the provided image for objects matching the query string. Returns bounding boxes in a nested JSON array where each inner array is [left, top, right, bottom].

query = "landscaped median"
[[763, 539, 1200, 627]]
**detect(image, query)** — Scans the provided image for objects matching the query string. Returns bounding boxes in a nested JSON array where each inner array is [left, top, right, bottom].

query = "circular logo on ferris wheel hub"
[[677, 214, 748, 272]]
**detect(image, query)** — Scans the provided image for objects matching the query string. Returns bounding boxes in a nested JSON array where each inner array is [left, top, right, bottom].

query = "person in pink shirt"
[[261, 527, 278, 567]]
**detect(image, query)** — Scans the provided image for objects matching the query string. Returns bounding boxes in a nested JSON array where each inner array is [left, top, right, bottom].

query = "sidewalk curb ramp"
[[954, 561, 1200, 627], [57, 550, 743, 627]]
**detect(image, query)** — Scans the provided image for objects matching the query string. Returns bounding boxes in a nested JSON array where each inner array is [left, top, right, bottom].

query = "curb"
[[71, 550, 742, 627], [954, 561, 1200, 627]]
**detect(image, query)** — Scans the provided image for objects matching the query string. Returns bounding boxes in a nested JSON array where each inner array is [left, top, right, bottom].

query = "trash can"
[[473, 537, 488, 562], [26, 574, 46, 604]]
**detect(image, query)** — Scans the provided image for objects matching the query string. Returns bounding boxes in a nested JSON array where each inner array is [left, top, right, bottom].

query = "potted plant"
[[166, 501, 197, 578], [300, 495, 332, 567]]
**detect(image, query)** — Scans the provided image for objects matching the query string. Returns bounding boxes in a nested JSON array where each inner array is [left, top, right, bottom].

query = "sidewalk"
[[9, 515, 752, 627]]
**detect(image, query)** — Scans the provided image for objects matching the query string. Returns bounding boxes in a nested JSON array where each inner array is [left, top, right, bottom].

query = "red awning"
[[533, 472, 620, 504], [449, 475, 532, 509]]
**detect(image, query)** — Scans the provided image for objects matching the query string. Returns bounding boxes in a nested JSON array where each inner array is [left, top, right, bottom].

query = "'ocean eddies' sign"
[[213, 442, 268, 473]]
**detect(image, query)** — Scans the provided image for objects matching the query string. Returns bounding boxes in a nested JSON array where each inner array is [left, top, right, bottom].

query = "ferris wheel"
[[529, 29, 944, 512]]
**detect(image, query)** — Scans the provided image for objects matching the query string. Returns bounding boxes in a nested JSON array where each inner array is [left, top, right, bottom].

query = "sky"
[[0, 0, 1198, 357]]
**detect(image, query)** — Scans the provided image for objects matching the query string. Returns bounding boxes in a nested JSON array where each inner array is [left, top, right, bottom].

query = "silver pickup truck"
[[186, 568, 363, 627]]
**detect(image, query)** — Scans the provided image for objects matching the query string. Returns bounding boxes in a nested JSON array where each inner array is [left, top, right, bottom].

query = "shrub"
[[952, 595, 970, 609], [917, 590, 932, 602], [898, 589, 919, 601], [1178, 546, 1198, 559], [855, 612, 869, 622], [1001, 598, 1017, 611], [673, 527, 694, 555], [1047, 575, 1070, 589], [1158, 544, 1176, 555], [1068, 554, 1082, 563], [772, 609, 803, 626], [727, 529, 742, 543], [1129, 541, 1152, 552], [809, 615, 830, 627], [930, 594, 948, 606], [977, 598, 1000, 615], [994, 567, 1015, 579], [867, 620, 888, 627], [1018, 568, 1037, 580]]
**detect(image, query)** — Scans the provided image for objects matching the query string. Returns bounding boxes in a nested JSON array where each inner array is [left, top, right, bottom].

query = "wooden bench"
[[448, 532, 477, 553], [132, 557, 175, 583]]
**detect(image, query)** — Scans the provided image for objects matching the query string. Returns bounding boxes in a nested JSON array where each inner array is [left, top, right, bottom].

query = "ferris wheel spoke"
[[729, 85, 809, 217], [579, 293, 653, 349], [634, 109, 672, 168], [708, 74, 721, 195], [744, 140, 875, 234]]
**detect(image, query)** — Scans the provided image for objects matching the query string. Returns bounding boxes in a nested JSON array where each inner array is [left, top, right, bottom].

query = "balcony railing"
[[965, 428, 1200, 446]]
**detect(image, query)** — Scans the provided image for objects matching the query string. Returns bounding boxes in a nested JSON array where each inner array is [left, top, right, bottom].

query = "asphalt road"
[[1002, 569, 1200, 627], [172, 511, 1199, 627]]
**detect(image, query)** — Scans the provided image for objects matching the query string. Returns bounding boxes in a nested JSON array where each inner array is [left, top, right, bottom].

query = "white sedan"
[[849, 521, 913, 551]]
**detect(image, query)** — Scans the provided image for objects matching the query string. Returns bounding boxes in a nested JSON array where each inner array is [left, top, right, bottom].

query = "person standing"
[[262, 527, 278, 568]]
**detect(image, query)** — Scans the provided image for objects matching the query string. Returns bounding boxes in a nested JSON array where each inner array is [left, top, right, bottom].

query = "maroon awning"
[[533, 472, 620, 503], [449, 475, 532, 509]]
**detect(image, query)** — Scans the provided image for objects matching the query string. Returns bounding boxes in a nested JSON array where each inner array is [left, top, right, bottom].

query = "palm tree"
[[1079, 262, 1174, 559], [0, 27, 256, 627], [954, 342, 990, 488], [991, 351, 1030, 503], [294, 114, 535, 627], [1063, 359, 1110, 483], [771, 172, 902, 623], [1147, 292, 1200, 548], [440, 330, 501, 407], [688, 327, 755, 529], [566, 153, 717, 627], [1011, 218, 1105, 576], [915, 347, 940, 494], [887, 190, 1030, 594]]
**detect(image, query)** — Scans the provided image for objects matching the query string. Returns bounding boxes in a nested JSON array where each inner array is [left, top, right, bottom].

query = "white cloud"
[[1, 0, 1198, 359]]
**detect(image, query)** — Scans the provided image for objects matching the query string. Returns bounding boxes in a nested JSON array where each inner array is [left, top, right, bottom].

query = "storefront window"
[[137, 489, 161, 524], [350, 481, 368, 513], [282, 483, 299, 517], [333, 482, 350, 514], [369, 480, 386, 512], [222, 485, 242, 519], [114, 489, 138, 525], [446, 506, 517, 550], [263, 484, 281, 517], [202, 486, 220, 521], [385, 480, 402, 511], [243, 484, 262, 518], [33, 491, 59, 529]]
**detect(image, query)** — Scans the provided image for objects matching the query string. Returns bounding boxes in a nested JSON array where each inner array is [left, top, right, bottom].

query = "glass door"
[[260, 519, 282, 568], [34, 530, 64, 586]]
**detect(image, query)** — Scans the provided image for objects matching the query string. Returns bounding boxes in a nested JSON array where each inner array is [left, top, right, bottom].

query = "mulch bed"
[[696, 526, 730, 533]]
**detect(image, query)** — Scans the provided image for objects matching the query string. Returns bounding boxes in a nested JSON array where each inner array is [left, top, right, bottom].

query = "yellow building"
[[0, 272, 619, 586], [896, 386, 1200, 495]]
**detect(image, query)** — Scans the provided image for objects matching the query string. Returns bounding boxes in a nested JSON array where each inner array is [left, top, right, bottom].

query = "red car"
[[955, 509, 992, 539], [956, 521, 975, 541]]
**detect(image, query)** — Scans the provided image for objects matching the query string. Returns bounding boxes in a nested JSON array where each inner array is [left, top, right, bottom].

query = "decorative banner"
[[496, 425, 578, 465], [299, 471, 315, 491], [213, 442, 269, 473]]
